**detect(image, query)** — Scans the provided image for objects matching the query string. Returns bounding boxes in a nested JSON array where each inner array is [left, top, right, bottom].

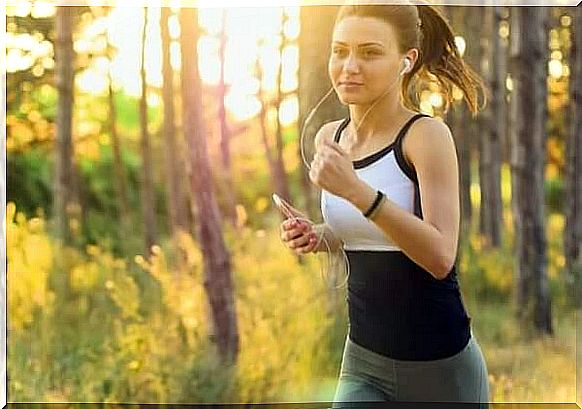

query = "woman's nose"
[[343, 52, 360, 73]]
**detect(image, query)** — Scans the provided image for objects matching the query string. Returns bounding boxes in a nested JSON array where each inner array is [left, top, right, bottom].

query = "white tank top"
[[321, 113, 430, 251]]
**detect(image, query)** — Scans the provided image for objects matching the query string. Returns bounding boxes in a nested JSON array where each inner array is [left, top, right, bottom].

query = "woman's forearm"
[[313, 223, 343, 253], [345, 180, 453, 280]]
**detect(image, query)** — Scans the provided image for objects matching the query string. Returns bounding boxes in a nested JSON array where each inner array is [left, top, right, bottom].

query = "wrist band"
[[367, 194, 386, 219], [363, 190, 385, 218]]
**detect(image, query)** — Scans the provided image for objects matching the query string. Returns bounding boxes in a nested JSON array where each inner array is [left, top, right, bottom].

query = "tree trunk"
[[273, 9, 292, 204], [256, 54, 279, 197], [479, 6, 504, 249], [564, 4, 582, 307], [217, 9, 238, 228], [298, 5, 346, 220], [458, 6, 483, 236], [54, 6, 76, 247], [449, 6, 473, 237], [139, 7, 157, 257], [180, 6, 239, 365], [161, 6, 190, 270], [106, 49, 131, 253], [509, 6, 553, 335]]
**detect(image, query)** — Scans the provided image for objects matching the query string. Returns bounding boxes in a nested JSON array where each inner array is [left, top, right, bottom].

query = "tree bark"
[[272, 9, 292, 205], [564, 4, 582, 307], [449, 6, 473, 237], [139, 7, 157, 257], [161, 6, 190, 269], [255, 52, 279, 198], [216, 9, 238, 228], [107, 48, 131, 253], [479, 6, 504, 248], [462, 7, 490, 243], [180, 7, 239, 364], [509, 6, 553, 335], [54, 6, 76, 247]]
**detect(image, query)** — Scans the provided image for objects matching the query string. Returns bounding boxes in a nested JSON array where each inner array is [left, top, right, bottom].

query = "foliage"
[[545, 176, 564, 214], [7, 148, 53, 217], [7, 205, 345, 402]]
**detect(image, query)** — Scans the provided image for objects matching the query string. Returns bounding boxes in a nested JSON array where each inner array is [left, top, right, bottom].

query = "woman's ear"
[[405, 48, 420, 71]]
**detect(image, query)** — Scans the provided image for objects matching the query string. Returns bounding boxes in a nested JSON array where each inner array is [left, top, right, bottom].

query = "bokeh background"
[[5, 1, 582, 404]]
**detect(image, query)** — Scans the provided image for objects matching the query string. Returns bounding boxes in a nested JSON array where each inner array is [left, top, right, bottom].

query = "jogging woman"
[[279, 3, 489, 406]]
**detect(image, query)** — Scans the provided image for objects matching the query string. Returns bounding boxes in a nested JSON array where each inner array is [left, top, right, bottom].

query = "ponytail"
[[403, 4, 488, 115]]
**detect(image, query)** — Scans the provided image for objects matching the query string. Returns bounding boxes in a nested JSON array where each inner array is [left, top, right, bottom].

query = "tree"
[[448, 6, 476, 238], [255, 49, 281, 203], [564, 4, 582, 306], [160, 6, 190, 266], [478, 6, 504, 248], [106, 42, 131, 253], [216, 8, 238, 228], [180, 6, 239, 364], [53, 6, 77, 246], [509, 6, 553, 335], [139, 7, 157, 256]]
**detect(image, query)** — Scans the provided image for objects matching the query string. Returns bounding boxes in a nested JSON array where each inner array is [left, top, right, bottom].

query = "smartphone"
[[272, 193, 295, 219]]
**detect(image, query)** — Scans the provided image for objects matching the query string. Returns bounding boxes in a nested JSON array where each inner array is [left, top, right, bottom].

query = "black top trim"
[[393, 113, 431, 184], [333, 113, 431, 170]]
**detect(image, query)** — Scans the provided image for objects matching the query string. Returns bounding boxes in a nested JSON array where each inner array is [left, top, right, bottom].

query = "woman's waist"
[[344, 250, 460, 289]]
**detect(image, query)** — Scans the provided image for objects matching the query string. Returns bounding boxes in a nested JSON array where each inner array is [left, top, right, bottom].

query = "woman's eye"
[[364, 50, 380, 57]]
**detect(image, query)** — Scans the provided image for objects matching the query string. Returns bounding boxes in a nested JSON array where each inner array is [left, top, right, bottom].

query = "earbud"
[[400, 58, 412, 76]]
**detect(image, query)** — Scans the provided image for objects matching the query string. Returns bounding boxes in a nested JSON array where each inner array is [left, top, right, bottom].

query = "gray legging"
[[332, 330, 489, 408]]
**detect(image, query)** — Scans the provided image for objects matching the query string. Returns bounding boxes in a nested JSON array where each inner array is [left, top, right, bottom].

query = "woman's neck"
[[347, 97, 415, 146]]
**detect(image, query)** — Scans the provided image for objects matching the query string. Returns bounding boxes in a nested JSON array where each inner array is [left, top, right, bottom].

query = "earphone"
[[400, 57, 412, 76]]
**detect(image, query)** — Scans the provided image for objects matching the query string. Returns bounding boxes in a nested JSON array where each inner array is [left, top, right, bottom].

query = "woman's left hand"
[[309, 139, 362, 200]]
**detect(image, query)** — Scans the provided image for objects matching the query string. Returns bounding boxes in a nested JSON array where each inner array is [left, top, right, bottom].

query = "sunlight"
[[279, 96, 299, 127], [30, 1, 55, 18], [549, 59, 563, 79], [8, 4, 300, 123]]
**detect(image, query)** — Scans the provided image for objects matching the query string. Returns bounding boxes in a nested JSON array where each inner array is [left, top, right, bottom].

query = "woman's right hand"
[[275, 196, 319, 254], [280, 218, 319, 254]]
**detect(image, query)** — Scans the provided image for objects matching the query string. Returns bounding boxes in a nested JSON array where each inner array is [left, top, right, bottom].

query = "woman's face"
[[328, 16, 404, 105]]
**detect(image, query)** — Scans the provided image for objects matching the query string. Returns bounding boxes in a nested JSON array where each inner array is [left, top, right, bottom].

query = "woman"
[[279, 2, 489, 407]]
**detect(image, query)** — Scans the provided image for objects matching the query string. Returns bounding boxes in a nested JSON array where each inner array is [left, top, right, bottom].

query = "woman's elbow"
[[433, 254, 455, 280]]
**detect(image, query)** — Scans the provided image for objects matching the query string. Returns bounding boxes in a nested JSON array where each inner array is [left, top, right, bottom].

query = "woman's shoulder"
[[314, 119, 346, 150], [403, 115, 456, 168]]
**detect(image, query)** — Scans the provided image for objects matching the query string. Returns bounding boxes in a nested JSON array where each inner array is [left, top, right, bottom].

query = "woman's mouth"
[[340, 82, 364, 90]]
